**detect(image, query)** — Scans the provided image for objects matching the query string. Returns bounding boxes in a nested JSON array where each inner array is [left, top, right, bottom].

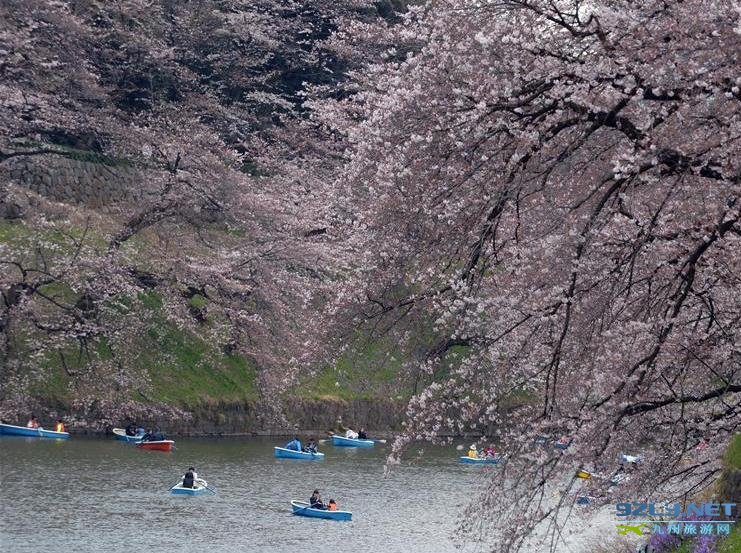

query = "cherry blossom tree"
[[311, 0, 741, 550], [0, 0, 375, 419]]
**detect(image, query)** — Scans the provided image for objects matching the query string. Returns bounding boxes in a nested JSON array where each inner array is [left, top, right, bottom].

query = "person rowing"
[[310, 489, 326, 510], [142, 428, 165, 442], [285, 436, 302, 451], [182, 467, 198, 489], [357, 428, 368, 440], [303, 437, 318, 454]]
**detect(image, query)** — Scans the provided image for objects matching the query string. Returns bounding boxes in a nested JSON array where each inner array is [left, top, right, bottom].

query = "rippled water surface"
[[1, 436, 489, 553]]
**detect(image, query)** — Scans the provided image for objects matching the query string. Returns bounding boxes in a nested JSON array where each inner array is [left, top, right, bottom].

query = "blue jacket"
[[286, 439, 302, 451]]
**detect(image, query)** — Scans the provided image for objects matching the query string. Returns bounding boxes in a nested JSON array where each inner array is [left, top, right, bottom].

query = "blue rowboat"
[[0, 422, 69, 439], [274, 447, 325, 460], [171, 480, 211, 496], [330, 435, 374, 448], [459, 455, 501, 465], [112, 428, 144, 443], [291, 501, 351, 521]]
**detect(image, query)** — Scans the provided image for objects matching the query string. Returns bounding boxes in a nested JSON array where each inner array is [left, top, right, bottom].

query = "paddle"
[[196, 479, 217, 494], [296, 501, 324, 513]]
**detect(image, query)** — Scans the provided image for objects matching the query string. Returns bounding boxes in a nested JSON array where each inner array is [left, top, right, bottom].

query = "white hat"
[[470, 444, 477, 449]]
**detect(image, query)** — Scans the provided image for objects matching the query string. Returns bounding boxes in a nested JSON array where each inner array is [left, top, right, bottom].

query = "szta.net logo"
[[615, 502, 736, 537]]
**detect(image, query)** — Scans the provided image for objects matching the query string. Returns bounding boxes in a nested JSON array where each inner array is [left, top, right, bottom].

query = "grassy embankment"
[[2, 217, 258, 408], [1, 217, 419, 411]]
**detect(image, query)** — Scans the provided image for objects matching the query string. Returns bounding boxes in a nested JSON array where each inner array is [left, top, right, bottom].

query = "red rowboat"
[[136, 440, 174, 452]]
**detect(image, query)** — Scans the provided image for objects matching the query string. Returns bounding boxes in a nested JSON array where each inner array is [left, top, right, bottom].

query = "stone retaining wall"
[[1, 153, 145, 207], [147, 398, 407, 437]]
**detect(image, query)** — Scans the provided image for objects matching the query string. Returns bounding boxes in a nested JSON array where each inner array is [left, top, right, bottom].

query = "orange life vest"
[[56, 423, 65, 432]]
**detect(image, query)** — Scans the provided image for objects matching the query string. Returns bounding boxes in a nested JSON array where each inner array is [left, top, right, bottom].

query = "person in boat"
[[304, 437, 318, 454], [146, 429, 165, 441], [26, 415, 39, 429], [55, 419, 65, 433], [142, 428, 164, 442], [483, 444, 496, 457], [310, 489, 325, 510], [125, 422, 138, 436], [358, 428, 368, 440], [182, 467, 199, 488], [328, 499, 338, 511], [285, 437, 302, 451], [468, 444, 479, 458], [345, 427, 359, 439]]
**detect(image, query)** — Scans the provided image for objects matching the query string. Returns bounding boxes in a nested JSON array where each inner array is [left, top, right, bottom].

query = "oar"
[[372, 439, 387, 444], [296, 502, 322, 513], [197, 479, 217, 494]]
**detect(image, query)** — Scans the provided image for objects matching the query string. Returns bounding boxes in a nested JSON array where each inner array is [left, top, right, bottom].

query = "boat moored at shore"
[[0, 422, 70, 440]]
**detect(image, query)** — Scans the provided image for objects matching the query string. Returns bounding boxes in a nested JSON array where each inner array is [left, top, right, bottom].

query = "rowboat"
[[0, 422, 69, 440], [291, 501, 352, 521], [459, 455, 501, 465], [274, 446, 325, 460], [136, 440, 174, 452], [330, 435, 374, 448], [112, 428, 144, 443], [171, 480, 211, 496]]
